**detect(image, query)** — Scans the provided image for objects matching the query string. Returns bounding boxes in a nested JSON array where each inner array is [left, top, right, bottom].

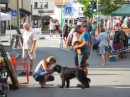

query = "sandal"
[[41, 86, 50, 88], [39, 82, 42, 87], [76, 83, 83, 87]]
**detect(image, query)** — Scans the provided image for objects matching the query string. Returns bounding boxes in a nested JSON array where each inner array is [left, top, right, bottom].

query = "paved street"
[[1, 33, 130, 97]]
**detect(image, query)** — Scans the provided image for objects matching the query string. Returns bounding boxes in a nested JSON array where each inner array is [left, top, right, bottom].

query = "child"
[[59, 34, 63, 48]]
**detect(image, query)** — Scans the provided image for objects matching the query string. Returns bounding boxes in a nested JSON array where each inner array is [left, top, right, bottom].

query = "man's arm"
[[74, 41, 88, 49], [31, 40, 36, 52], [74, 34, 89, 49], [31, 32, 37, 53]]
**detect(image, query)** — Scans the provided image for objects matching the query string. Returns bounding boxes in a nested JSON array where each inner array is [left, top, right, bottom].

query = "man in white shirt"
[[19, 23, 36, 75]]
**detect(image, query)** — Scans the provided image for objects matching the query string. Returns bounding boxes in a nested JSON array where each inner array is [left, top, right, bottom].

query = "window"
[[79, 7, 83, 13], [34, 2, 38, 8], [44, 2, 48, 9], [38, 2, 43, 8]]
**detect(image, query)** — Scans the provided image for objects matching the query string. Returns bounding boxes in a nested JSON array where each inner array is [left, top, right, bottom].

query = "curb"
[[1, 40, 9, 42]]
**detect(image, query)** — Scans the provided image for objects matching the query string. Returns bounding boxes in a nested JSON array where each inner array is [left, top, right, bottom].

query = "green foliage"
[[78, 0, 124, 15], [99, 0, 123, 15], [78, 0, 93, 17]]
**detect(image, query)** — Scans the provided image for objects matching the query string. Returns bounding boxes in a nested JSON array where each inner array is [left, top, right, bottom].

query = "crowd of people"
[[19, 16, 130, 88]]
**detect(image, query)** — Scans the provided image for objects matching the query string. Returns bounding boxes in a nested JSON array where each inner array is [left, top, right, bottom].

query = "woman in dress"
[[97, 28, 110, 65]]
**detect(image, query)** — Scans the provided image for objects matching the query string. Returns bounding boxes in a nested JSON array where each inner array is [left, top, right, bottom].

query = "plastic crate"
[[0, 92, 7, 97], [108, 55, 118, 62]]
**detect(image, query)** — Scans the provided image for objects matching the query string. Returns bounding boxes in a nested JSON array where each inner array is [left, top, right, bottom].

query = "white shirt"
[[59, 37, 63, 45], [23, 28, 36, 49], [49, 22, 54, 30], [67, 28, 81, 46]]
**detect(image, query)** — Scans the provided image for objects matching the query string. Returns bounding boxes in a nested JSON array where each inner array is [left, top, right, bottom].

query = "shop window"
[[44, 2, 48, 9]]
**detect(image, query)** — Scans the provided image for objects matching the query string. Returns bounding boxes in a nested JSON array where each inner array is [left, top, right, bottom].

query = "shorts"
[[63, 34, 68, 38], [50, 30, 54, 33], [33, 71, 54, 82], [22, 49, 36, 59], [78, 53, 89, 68]]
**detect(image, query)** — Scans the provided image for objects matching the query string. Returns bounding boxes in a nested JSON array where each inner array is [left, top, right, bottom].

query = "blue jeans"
[[33, 71, 54, 82], [74, 49, 79, 66]]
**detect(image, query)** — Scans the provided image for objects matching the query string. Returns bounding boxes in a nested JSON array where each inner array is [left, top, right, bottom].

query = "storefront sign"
[[43, 10, 54, 13]]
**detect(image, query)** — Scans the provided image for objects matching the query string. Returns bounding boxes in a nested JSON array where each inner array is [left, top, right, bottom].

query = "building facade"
[[8, 0, 31, 29], [51, 0, 85, 25], [31, 0, 55, 27]]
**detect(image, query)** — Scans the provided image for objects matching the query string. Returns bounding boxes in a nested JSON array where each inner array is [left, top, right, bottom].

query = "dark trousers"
[[74, 49, 79, 66]]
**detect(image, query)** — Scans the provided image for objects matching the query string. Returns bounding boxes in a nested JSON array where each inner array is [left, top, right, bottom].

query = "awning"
[[19, 8, 31, 15], [111, 4, 130, 16]]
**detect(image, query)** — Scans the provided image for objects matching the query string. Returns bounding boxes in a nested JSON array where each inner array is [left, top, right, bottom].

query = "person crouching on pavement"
[[33, 56, 56, 88]]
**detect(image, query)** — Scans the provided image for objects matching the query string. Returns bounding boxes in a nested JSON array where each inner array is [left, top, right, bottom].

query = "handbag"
[[105, 45, 111, 51], [113, 43, 122, 50]]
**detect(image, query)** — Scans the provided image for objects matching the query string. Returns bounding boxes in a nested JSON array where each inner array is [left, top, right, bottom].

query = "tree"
[[78, 0, 124, 16], [77, 0, 93, 17], [99, 0, 123, 15]]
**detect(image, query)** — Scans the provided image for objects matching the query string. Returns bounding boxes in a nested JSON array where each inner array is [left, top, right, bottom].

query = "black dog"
[[53, 64, 91, 89]]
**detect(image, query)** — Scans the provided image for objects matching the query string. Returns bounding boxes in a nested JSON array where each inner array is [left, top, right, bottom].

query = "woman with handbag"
[[97, 28, 110, 65]]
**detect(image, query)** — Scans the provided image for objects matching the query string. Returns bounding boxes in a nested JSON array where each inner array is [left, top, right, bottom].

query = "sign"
[[97, 17, 101, 23], [38, 10, 54, 14], [38, 10, 44, 13], [98, 6, 107, 11], [12, 10, 17, 17], [65, 7, 72, 14], [43, 10, 53, 13]]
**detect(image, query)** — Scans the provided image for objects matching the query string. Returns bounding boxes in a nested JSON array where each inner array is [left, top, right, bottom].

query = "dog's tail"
[[87, 78, 91, 83]]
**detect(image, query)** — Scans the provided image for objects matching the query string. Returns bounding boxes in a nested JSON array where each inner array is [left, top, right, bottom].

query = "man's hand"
[[30, 49, 34, 53], [73, 46, 78, 50]]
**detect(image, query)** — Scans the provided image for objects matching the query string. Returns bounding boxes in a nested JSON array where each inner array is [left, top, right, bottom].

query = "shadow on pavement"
[[8, 84, 130, 97]]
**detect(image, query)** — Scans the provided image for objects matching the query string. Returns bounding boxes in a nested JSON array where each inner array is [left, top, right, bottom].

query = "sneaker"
[[19, 72, 26, 76], [29, 72, 33, 75]]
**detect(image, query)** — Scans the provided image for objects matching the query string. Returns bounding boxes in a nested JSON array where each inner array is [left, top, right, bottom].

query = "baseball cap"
[[74, 25, 81, 32]]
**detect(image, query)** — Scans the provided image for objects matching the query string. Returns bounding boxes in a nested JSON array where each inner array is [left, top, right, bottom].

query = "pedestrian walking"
[[55, 22, 60, 37], [49, 19, 55, 37], [97, 28, 110, 65], [59, 34, 64, 48], [19, 23, 36, 75], [63, 23, 69, 44]]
